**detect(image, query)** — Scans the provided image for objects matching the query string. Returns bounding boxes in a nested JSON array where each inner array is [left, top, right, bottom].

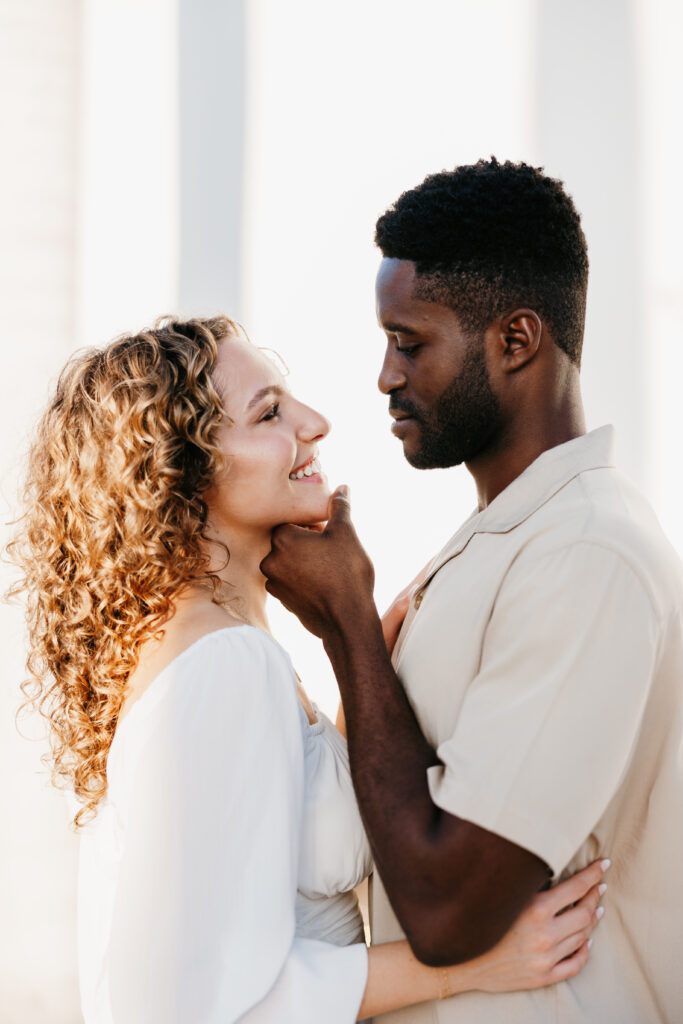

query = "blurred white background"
[[1, 0, 681, 1019]]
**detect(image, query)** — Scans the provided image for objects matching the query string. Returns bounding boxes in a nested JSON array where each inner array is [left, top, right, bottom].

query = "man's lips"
[[389, 405, 421, 438], [390, 415, 419, 438]]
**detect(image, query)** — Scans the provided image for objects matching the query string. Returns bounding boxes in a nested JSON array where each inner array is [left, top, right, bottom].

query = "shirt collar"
[[420, 425, 617, 586]]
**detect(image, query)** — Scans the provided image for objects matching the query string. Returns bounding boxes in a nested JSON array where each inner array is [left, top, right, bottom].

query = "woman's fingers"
[[542, 858, 610, 916], [510, 863, 608, 991], [552, 924, 596, 965], [547, 884, 606, 977], [551, 883, 604, 941], [381, 595, 411, 655], [546, 940, 591, 984]]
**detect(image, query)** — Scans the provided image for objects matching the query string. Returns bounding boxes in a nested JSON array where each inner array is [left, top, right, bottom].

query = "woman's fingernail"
[[588, 937, 593, 950], [595, 906, 605, 920], [598, 883, 608, 896], [600, 858, 612, 872]]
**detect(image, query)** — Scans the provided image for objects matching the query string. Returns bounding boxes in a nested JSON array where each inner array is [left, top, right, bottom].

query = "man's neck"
[[468, 406, 586, 510]]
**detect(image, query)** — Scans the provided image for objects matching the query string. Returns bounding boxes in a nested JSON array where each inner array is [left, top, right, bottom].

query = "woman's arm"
[[358, 858, 605, 1018], [107, 630, 368, 1024]]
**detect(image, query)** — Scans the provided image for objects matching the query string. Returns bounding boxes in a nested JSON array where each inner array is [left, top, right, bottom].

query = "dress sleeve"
[[107, 628, 367, 1023], [426, 542, 662, 876]]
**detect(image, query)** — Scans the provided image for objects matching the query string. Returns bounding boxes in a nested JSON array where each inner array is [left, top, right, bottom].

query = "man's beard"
[[392, 343, 502, 469]]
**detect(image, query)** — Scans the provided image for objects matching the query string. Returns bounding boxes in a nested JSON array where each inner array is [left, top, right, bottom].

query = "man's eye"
[[397, 344, 420, 357], [261, 403, 280, 421]]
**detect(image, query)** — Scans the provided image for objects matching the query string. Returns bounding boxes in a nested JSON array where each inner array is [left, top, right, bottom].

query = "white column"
[[535, 0, 645, 487], [177, 0, 247, 319]]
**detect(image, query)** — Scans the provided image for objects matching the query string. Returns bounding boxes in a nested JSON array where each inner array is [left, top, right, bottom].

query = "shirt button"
[[414, 591, 423, 609]]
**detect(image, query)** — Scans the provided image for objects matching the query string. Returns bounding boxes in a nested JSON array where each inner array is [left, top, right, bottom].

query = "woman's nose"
[[377, 348, 406, 395], [299, 403, 331, 442]]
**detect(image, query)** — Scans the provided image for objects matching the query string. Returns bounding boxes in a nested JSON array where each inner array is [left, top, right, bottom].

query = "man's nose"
[[377, 350, 406, 395]]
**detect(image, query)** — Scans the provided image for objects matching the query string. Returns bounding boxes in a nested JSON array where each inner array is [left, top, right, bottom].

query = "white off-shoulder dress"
[[77, 626, 372, 1023]]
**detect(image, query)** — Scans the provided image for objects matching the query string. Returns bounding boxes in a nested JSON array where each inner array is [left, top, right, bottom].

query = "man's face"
[[376, 258, 501, 469]]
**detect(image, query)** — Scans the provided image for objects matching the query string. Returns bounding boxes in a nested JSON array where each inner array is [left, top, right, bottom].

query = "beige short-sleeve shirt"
[[371, 427, 683, 1024]]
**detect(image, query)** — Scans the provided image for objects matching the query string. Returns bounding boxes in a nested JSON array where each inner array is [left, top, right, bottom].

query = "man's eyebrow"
[[381, 322, 418, 336], [247, 385, 285, 411]]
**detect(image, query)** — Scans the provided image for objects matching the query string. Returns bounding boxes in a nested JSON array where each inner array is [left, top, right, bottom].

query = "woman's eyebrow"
[[246, 385, 285, 411]]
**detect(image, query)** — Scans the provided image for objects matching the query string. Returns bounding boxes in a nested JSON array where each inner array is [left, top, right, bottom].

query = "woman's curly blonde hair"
[[9, 315, 239, 826]]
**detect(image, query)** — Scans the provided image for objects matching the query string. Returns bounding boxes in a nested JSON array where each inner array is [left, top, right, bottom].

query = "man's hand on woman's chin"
[[260, 486, 377, 639]]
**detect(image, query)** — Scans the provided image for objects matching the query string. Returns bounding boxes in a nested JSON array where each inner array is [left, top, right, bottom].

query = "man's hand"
[[260, 486, 376, 638]]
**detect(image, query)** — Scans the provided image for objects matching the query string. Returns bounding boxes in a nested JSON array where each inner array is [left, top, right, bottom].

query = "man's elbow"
[[401, 903, 508, 967]]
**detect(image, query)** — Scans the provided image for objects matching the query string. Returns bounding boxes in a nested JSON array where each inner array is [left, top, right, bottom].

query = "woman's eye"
[[261, 403, 280, 421]]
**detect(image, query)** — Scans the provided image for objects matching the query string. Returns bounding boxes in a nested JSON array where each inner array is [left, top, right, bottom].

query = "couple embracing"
[[14, 159, 683, 1022]]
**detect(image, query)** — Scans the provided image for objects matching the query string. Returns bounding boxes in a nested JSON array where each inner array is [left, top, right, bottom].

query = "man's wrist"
[[321, 593, 385, 664]]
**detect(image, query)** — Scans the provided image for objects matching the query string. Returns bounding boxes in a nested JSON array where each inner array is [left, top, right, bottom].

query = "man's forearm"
[[322, 602, 549, 966], [321, 605, 462, 956], [323, 602, 439, 831]]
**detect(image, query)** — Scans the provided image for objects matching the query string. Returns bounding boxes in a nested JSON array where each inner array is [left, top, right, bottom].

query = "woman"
[[12, 316, 605, 1022]]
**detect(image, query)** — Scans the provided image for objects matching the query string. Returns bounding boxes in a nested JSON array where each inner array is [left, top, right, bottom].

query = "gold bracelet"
[[438, 967, 452, 1000]]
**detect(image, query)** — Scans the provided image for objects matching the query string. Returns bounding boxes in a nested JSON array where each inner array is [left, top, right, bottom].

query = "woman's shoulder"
[[160, 622, 290, 672], [116, 625, 297, 743], [127, 596, 283, 696], [106, 624, 306, 820], [182, 624, 295, 686]]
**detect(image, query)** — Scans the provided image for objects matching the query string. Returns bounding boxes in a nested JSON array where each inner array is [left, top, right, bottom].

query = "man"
[[261, 159, 683, 1022]]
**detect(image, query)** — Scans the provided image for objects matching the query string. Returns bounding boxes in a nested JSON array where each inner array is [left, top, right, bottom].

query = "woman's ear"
[[496, 309, 543, 373]]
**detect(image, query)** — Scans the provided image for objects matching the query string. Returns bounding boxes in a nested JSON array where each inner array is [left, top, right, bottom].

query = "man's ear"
[[493, 309, 542, 373]]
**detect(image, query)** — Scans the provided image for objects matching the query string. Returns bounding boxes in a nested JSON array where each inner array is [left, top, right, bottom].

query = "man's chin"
[[403, 440, 464, 470], [404, 450, 436, 470], [403, 439, 437, 470], [396, 425, 427, 469]]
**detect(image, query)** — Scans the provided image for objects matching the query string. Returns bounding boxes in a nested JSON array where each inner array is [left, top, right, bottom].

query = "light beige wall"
[[0, 2, 83, 1020]]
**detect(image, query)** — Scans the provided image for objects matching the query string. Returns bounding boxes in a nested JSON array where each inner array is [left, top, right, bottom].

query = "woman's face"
[[206, 334, 332, 538]]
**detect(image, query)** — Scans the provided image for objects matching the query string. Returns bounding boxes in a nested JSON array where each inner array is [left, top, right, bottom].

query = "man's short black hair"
[[374, 158, 589, 366]]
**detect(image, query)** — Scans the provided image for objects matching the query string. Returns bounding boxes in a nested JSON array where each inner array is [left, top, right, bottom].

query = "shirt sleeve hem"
[[427, 766, 577, 877]]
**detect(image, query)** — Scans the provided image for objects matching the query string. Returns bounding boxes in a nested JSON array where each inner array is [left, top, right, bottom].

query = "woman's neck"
[[202, 526, 273, 633]]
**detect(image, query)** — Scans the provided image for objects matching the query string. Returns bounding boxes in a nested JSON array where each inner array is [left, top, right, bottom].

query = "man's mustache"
[[388, 397, 422, 420]]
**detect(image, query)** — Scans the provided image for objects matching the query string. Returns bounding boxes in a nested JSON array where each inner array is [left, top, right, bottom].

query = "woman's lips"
[[289, 456, 323, 481], [291, 473, 324, 484]]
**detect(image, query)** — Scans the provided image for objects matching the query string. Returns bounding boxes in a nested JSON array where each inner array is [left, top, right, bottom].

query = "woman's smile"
[[289, 454, 324, 481]]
